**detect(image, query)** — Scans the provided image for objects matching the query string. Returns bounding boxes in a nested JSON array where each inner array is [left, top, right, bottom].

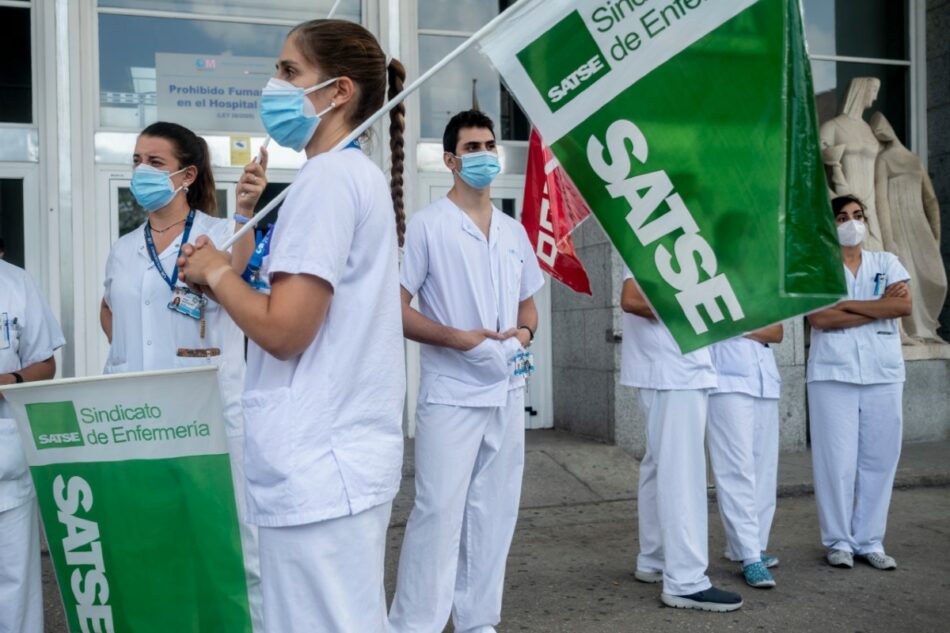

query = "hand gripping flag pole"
[[221, 0, 531, 251]]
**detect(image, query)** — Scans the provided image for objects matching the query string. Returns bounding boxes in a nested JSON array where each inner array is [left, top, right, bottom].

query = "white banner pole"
[[221, 0, 530, 251], [326, 0, 345, 19]]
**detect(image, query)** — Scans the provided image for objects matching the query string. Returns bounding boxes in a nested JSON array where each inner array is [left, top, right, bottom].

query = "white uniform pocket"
[[876, 330, 903, 369], [711, 342, 752, 378], [0, 418, 29, 482], [241, 387, 297, 511], [460, 339, 509, 385]]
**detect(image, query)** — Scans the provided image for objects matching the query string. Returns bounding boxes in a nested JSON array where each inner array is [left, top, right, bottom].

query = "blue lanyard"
[[144, 208, 196, 290], [257, 224, 275, 259], [242, 224, 275, 283]]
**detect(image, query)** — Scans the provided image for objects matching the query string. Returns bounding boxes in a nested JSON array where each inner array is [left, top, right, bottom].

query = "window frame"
[[413, 3, 528, 147], [805, 0, 927, 160], [0, 0, 37, 130], [92, 0, 367, 134]]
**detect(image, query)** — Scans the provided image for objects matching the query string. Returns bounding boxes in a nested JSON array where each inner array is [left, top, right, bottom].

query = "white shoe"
[[634, 569, 663, 584], [858, 551, 897, 570], [826, 549, 854, 568]]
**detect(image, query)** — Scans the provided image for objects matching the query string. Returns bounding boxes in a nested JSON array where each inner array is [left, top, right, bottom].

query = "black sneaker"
[[661, 586, 743, 612]]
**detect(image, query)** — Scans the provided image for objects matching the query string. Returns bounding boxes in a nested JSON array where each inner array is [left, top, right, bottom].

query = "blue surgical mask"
[[130, 164, 188, 213], [259, 77, 337, 151], [454, 151, 501, 189]]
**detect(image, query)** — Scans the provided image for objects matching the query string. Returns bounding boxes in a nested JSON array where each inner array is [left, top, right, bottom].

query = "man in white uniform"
[[390, 110, 544, 633], [620, 269, 743, 612], [0, 259, 66, 633]]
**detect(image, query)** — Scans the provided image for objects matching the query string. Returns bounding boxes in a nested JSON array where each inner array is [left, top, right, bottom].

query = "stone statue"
[[820, 77, 884, 251], [871, 112, 947, 344]]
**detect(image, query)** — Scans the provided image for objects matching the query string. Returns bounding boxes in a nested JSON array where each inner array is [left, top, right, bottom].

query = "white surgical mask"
[[837, 219, 866, 246]]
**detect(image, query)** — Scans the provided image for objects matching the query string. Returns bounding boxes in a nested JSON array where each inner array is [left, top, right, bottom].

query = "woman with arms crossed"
[[807, 195, 912, 571]]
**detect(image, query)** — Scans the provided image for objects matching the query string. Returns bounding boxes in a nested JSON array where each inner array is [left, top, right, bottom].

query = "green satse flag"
[[482, 0, 845, 352], [4, 367, 251, 633]]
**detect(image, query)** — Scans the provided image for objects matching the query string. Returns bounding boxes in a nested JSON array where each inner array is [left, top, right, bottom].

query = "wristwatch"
[[11, 372, 24, 384], [517, 324, 535, 345]]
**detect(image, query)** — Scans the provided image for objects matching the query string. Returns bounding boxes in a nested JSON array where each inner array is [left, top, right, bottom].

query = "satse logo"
[[26, 401, 85, 450], [586, 119, 745, 335], [517, 11, 611, 112], [547, 56, 607, 104], [54, 475, 115, 632]]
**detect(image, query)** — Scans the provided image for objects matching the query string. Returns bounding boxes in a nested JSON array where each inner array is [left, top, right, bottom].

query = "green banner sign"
[[482, 0, 846, 352], [3, 367, 251, 633]]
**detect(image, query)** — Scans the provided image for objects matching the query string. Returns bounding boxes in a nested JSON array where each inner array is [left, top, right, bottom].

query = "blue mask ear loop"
[[302, 76, 339, 95], [302, 77, 338, 122], [449, 153, 466, 181], [169, 167, 189, 197]]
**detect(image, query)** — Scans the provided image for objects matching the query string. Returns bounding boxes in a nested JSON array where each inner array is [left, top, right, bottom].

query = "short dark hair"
[[443, 110, 495, 154], [831, 194, 866, 216]]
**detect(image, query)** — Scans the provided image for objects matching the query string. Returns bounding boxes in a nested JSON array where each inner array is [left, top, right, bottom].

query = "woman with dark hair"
[[99, 121, 267, 630], [178, 19, 407, 632], [807, 194, 912, 571]]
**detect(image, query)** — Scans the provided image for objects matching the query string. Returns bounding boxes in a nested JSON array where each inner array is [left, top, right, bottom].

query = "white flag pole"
[[326, 0, 345, 19], [221, 0, 529, 251]]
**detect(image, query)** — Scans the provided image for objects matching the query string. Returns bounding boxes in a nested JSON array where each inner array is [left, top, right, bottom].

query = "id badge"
[[168, 286, 207, 320], [248, 268, 271, 294], [873, 273, 887, 297], [512, 350, 536, 377], [0, 313, 10, 351]]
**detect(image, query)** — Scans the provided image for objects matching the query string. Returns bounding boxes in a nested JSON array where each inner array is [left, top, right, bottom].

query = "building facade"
[[0, 0, 946, 446]]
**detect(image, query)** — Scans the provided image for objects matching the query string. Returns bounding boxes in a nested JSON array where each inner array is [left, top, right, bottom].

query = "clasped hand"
[[177, 235, 232, 299], [454, 327, 530, 351]]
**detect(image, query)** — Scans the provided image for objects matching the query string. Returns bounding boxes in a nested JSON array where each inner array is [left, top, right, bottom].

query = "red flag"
[[522, 129, 592, 295]]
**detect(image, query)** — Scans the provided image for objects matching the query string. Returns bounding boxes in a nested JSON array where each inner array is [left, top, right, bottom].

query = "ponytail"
[[140, 121, 217, 216], [388, 59, 407, 247], [188, 136, 217, 216]]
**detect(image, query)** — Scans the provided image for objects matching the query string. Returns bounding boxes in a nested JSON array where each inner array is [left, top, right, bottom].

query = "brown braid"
[[388, 58, 407, 247]]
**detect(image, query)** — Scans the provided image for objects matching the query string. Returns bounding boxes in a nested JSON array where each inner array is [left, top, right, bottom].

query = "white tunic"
[[0, 260, 65, 511], [709, 336, 781, 399], [242, 147, 405, 527], [620, 269, 716, 391], [807, 250, 911, 385], [102, 211, 246, 436], [400, 197, 544, 407]]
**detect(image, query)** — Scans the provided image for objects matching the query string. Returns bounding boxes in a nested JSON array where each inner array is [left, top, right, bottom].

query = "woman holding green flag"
[[179, 19, 407, 632]]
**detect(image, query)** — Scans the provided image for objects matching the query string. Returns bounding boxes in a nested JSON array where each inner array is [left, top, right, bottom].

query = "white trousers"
[[390, 388, 525, 633], [258, 501, 392, 633], [0, 497, 42, 633], [808, 380, 903, 554], [707, 392, 779, 563], [636, 388, 712, 596], [228, 434, 263, 633]]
